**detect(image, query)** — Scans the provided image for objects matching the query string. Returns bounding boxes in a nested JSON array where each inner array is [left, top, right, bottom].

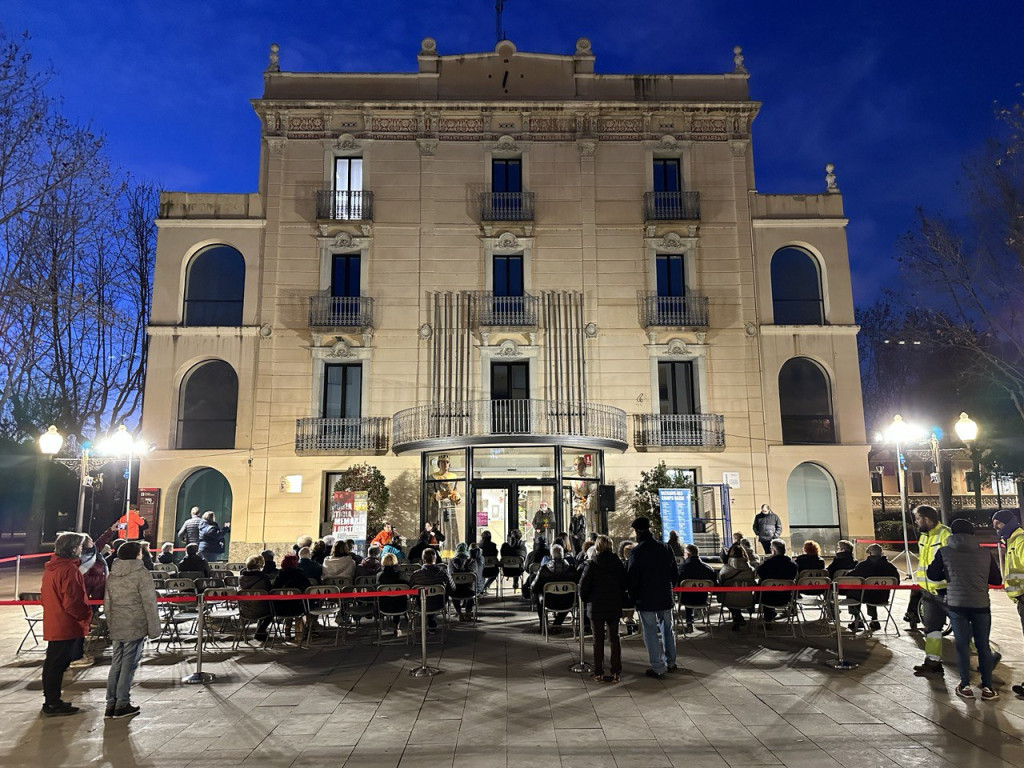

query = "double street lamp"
[[953, 412, 981, 513]]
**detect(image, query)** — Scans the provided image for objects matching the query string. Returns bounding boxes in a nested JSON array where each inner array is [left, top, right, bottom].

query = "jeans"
[[42, 637, 84, 706], [591, 618, 620, 674], [948, 607, 994, 688], [638, 609, 676, 674], [106, 638, 147, 709]]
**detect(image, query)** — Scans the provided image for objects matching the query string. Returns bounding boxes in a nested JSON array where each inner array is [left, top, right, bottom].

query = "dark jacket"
[[827, 551, 858, 578], [569, 514, 587, 539], [533, 558, 578, 612], [927, 534, 1002, 609], [847, 554, 900, 605], [756, 554, 799, 582], [479, 539, 499, 559], [408, 538, 429, 563], [579, 550, 629, 621], [752, 510, 782, 542], [677, 555, 718, 606], [626, 533, 677, 612], [157, 551, 176, 565], [376, 565, 411, 613], [178, 515, 203, 545], [178, 553, 212, 578], [501, 539, 527, 559], [410, 563, 455, 613], [297, 558, 323, 584], [238, 569, 273, 621], [198, 520, 226, 557], [357, 557, 382, 578], [795, 553, 826, 572], [41, 556, 93, 641], [272, 567, 311, 617]]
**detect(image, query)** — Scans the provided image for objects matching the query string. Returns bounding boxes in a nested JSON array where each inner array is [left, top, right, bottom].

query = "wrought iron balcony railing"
[[392, 399, 627, 453], [644, 191, 701, 221], [471, 291, 539, 327], [316, 190, 373, 221], [781, 415, 836, 445], [308, 295, 374, 329], [295, 417, 390, 454], [633, 413, 725, 450], [480, 191, 535, 221], [638, 293, 710, 328]]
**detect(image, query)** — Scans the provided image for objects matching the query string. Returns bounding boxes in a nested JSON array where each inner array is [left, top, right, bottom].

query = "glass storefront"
[[420, 446, 604, 551]]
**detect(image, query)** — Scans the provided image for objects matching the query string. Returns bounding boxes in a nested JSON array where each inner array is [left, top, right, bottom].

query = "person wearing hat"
[[910, 504, 952, 676], [992, 509, 1024, 697], [625, 516, 678, 679], [925, 519, 1002, 700]]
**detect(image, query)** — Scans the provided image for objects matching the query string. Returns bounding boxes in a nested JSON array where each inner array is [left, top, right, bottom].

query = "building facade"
[[139, 37, 872, 558]]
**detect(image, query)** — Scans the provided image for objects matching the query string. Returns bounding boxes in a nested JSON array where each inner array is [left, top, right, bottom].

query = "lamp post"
[[883, 415, 922, 579], [100, 425, 138, 521], [874, 465, 886, 517], [37, 426, 95, 533], [954, 412, 981, 513]]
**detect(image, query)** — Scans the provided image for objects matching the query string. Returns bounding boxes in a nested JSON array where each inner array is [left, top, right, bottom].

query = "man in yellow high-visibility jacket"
[[992, 509, 1024, 696], [912, 505, 952, 676]]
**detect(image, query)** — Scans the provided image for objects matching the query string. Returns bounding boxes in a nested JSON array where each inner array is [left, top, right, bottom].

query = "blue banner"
[[659, 488, 693, 544]]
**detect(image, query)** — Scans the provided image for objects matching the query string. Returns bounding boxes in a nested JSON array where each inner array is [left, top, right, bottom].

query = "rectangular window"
[[653, 159, 681, 193], [493, 254, 524, 297], [911, 472, 923, 494], [658, 361, 696, 415], [491, 361, 529, 434], [492, 159, 522, 193], [323, 364, 362, 419], [330, 254, 361, 298], [965, 472, 978, 493], [332, 157, 364, 219], [656, 254, 686, 297], [870, 473, 883, 493]]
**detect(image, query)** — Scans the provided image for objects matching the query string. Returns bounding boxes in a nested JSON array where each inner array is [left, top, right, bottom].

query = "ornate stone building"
[[139, 37, 871, 558]]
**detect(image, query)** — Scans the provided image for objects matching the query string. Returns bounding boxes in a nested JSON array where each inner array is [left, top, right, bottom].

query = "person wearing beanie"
[[925, 519, 1002, 700], [991, 509, 1024, 697], [910, 505, 951, 677]]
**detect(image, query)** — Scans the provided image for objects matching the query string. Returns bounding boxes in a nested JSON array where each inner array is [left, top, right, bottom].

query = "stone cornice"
[[759, 324, 860, 336], [148, 325, 263, 337], [751, 218, 848, 229], [156, 218, 266, 229]]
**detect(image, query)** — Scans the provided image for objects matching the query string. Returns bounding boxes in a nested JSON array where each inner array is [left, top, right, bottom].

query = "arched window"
[[770, 247, 824, 325], [183, 245, 245, 326], [786, 462, 841, 551], [779, 358, 835, 444], [175, 468, 232, 561], [177, 361, 238, 449]]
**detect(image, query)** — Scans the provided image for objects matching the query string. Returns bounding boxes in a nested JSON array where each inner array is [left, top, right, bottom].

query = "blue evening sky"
[[5, 1, 1022, 305]]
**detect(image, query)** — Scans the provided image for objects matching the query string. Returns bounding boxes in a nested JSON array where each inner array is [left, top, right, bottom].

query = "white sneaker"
[[69, 655, 95, 669]]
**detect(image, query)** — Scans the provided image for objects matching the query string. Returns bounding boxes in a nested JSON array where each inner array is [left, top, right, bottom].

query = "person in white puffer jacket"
[[103, 541, 160, 719]]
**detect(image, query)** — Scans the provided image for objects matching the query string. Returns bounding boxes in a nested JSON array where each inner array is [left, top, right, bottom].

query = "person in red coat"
[[40, 533, 93, 716]]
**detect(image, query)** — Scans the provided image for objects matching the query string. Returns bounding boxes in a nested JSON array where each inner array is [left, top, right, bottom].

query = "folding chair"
[[398, 564, 420, 582], [223, 575, 240, 588], [717, 580, 756, 630], [224, 562, 247, 573], [210, 569, 234, 580], [342, 586, 378, 641], [540, 581, 578, 642], [481, 557, 500, 596], [234, 589, 275, 649], [203, 587, 239, 647], [270, 588, 305, 644], [304, 585, 343, 646], [176, 571, 204, 582], [832, 576, 865, 635], [451, 572, 478, 623], [160, 579, 199, 645], [193, 577, 224, 594], [499, 556, 524, 598], [757, 579, 797, 637], [676, 579, 715, 637], [410, 584, 449, 642], [375, 584, 413, 645], [16, 592, 43, 654], [794, 574, 832, 636], [861, 576, 900, 636], [153, 563, 177, 574]]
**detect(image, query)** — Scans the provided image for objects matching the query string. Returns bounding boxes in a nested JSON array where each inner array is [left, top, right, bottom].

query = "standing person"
[[177, 507, 202, 546], [991, 510, 1024, 697], [752, 504, 782, 554], [40, 533, 92, 716], [911, 505, 952, 676], [666, 531, 685, 558], [569, 509, 587, 556], [926, 519, 1002, 700], [579, 534, 628, 683], [114, 506, 148, 541], [198, 511, 227, 561], [626, 516, 678, 679], [532, 502, 556, 535], [103, 541, 160, 719]]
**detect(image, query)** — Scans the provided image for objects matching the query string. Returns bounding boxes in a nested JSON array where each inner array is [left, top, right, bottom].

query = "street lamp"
[[882, 414, 924, 579], [954, 412, 981, 513], [37, 426, 94, 532], [99, 425, 142, 522], [874, 465, 886, 517]]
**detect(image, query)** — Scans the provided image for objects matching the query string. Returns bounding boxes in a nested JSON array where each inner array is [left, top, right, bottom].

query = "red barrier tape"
[[854, 538, 999, 548], [0, 552, 52, 565], [671, 583, 1003, 592], [0, 588, 421, 607]]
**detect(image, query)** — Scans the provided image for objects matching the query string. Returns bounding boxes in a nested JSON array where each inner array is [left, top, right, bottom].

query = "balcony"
[[480, 191, 535, 221], [781, 415, 836, 445], [295, 417, 390, 454], [633, 413, 725, 450], [392, 399, 628, 453], [308, 295, 374, 329], [316, 190, 373, 221], [472, 292, 539, 328], [638, 293, 710, 329], [644, 191, 700, 221]]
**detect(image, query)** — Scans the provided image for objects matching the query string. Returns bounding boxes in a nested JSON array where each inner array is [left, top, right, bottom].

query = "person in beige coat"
[[103, 541, 160, 719]]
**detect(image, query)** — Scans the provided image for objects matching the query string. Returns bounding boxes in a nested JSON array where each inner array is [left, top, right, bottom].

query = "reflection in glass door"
[[475, 487, 510, 551], [518, 484, 558, 546]]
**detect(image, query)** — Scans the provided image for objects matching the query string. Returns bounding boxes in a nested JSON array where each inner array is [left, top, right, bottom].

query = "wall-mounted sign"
[[723, 472, 741, 489], [280, 475, 303, 493]]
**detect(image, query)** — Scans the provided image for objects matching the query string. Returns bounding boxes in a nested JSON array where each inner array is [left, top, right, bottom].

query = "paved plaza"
[[1, 585, 1023, 768]]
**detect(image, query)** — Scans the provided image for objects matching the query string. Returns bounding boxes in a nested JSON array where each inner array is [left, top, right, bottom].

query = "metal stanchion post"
[[183, 593, 215, 684], [15, 555, 22, 599], [569, 591, 593, 673], [826, 582, 858, 670], [409, 588, 439, 678]]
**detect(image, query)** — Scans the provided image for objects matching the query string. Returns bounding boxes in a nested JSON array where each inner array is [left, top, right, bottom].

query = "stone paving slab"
[[0, 589, 1022, 768]]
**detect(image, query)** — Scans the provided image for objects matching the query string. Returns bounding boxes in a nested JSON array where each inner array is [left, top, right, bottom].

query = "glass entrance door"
[[473, 482, 557, 549]]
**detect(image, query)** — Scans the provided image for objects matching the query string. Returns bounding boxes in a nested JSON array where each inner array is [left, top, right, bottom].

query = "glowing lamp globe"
[[954, 412, 978, 443], [38, 425, 64, 456]]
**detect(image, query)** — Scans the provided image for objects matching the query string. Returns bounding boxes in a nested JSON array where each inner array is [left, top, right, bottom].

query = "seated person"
[[449, 542, 482, 620], [846, 543, 899, 631], [531, 544, 578, 632], [828, 539, 858, 578], [755, 539, 798, 625], [677, 544, 717, 630], [719, 541, 757, 630], [382, 537, 406, 562], [178, 543, 212, 578], [356, 546, 383, 578], [794, 540, 826, 572], [296, 546, 323, 584], [238, 555, 274, 642], [323, 541, 356, 581], [261, 550, 279, 578], [409, 548, 455, 629], [408, 533, 430, 564], [377, 552, 411, 632], [422, 521, 446, 547], [272, 554, 311, 641], [156, 542, 176, 565]]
